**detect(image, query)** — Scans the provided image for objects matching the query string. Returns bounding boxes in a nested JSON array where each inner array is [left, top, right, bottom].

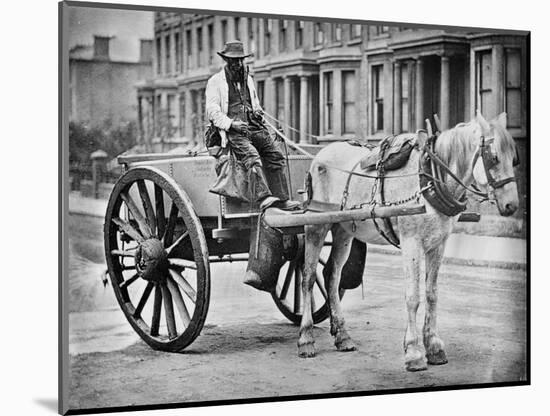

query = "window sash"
[[324, 72, 334, 133], [373, 65, 384, 131]]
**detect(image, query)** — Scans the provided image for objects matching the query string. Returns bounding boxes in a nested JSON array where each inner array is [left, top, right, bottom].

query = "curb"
[[68, 208, 526, 271], [366, 245, 526, 271]]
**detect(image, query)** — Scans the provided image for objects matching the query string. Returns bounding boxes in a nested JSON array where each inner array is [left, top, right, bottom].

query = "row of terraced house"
[[136, 12, 528, 152]]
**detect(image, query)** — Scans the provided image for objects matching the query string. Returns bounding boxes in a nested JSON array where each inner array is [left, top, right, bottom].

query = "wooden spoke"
[[169, 269, 196, 303], [280, 262, 295, 301], [120, 191, 152, 239], [168, 258, 197, 270], [163, 202, 179, 246], [112, 217, 144, 243], [150, 284, 162, 336], [137, 180, 156, 235], [133, 281, 154, 318], [120, 264, 137, 271], [166, 276, 191, 328], [120, 273, 140, 290], [161, 283, 178, 339], [294, 265, 302, 314], [166, 231, 189, 255], [154, 184, 166, 239], [315, 274, 328, 300], [111, 249, 135, 258]]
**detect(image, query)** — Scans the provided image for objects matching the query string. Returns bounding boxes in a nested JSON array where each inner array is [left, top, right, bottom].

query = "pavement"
[[68, 192, 527, 269]]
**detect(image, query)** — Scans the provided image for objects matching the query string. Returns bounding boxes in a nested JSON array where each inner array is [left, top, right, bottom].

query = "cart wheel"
[[104, 166, 210, 352], [271, 235, 344, 325]]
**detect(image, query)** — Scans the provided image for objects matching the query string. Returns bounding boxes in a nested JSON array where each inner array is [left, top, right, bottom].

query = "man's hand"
[[252, 110, 264, 122], [231, 120, 248, 135]]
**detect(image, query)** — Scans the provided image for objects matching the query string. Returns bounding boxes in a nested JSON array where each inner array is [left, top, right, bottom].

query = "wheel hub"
[[135, 238, 169, 282]]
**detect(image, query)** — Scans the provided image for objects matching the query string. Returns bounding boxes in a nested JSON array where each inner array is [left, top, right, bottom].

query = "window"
[[505, 48, 522, 128], [208, 24, 214, 64], [248, 18, 255, 53], [350, 24, 362, 40], [156, 36, 162, 74], [175, 32, 181, 72], [179, 93, 185, 135], [324, 72, 334, 134], [275, 78, 284, 124], [295, 20, 303, 48], [332, 24, 342, 42], [372, 65, 384, 131], [165, 34, 171, 74], [155, 94, 162, 136], [314, 22, 324, 46], [279, 20, 287, 52], [375, 25, 389, 36], [476, 50, 494, 118], [221, 20, 228, 45], [197, 27, 203, 67], [401, 64, 409, 132], [264, 19, 272, 55], [342, 71, 356, 134], [186, 29, 192, 69], [257, 80, 265, 108], [234, 17, 241, 40], [167, 94, 177, 138]]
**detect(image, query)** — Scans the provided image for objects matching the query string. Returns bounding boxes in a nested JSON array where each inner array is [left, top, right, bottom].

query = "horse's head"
[[472, 111, 519, 217]]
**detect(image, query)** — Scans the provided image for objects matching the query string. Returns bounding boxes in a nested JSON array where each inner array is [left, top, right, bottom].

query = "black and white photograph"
[[58, 0, 530, 414]]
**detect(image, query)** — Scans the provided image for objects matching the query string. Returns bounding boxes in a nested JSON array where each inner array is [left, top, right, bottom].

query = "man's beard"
[[228, 64, 245, 82]]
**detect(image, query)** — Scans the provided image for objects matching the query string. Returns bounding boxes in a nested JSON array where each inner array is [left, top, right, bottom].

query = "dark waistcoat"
[[226, 67, 253, 122]]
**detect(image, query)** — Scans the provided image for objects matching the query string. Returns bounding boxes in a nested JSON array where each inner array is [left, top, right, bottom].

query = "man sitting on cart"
[[205, 40, 301, 211]]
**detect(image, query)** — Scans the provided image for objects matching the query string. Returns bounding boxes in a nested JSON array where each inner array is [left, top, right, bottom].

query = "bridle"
[[472, 134, 519, 192], [418, 129, 519, 216]]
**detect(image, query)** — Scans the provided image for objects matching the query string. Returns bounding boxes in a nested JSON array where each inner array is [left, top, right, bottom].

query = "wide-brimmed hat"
[[217, 41, 253, 59]]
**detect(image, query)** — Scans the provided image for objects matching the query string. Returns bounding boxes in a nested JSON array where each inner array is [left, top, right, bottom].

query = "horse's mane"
[[490, 119, 516, 158], [435, 117, 516, 178], [435, 120, 480, 178]]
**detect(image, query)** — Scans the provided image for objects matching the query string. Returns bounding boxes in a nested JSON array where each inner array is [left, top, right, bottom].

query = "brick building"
[[70, 35, 153, 127], [138, 13, 527, 151]]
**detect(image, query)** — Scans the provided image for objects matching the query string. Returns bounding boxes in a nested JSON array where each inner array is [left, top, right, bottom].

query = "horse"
[[298, 111, 519, 371]]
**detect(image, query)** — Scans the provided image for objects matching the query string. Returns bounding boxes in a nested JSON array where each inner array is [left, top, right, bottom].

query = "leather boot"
[[249, 165, 272, 204], [265, 168, 301, 210]]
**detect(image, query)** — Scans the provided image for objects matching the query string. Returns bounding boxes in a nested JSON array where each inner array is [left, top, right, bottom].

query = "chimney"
[[93, 35, 111, 60], [139, 39, 153, 63]]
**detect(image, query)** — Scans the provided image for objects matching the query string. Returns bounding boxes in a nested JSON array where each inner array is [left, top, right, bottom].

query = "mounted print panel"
[[60, 1, 529, 414]]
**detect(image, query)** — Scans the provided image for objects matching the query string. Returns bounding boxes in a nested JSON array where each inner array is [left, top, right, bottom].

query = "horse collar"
[[418, 134, 468, 217]]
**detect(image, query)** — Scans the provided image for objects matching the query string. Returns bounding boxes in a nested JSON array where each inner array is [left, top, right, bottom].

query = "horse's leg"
[[401, 236, 428, 372], [327, 224, 356, 352], [423, 244, 448, 365], [298, 223, 330, 358]]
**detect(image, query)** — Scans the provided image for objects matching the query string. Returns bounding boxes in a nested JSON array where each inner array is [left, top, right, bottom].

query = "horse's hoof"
[[336, 338, 356, 352], [405, 357, 428, 372], [298, 343, 316, 358], [427, 350, 448, 365]]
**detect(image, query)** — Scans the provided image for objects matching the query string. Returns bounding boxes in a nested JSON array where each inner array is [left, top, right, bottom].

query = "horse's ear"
[[425, 118, 433, 137], [496, 112, 508, 130], [476, 109, 491, 135], [416, 130, 428, 148]]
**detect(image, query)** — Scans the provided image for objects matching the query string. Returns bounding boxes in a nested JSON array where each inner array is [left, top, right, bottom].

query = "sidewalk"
[[68, 192, 527, 270]]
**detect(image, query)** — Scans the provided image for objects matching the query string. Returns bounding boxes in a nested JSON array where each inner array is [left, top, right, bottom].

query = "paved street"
[[67, 213, 527, 411]]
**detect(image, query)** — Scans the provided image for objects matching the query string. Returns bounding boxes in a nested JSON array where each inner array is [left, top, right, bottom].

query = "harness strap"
[[422, 145, 488, 198], [340, 160, 363, 210], [372, 140, 401, 248]]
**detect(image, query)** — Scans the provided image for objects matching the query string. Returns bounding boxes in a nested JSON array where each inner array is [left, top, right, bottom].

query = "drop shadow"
[[33, 398, 58, 413]]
